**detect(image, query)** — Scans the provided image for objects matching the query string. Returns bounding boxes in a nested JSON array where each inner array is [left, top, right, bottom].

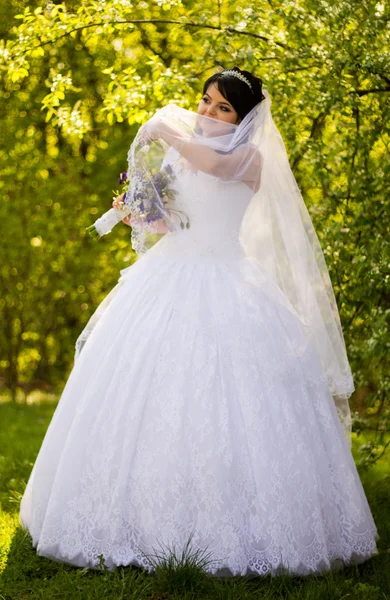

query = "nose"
[[205, 106, 217, 118]]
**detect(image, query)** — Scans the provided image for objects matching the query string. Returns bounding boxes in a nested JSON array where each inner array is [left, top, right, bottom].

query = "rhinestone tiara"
[[221, 70, 253, 92]]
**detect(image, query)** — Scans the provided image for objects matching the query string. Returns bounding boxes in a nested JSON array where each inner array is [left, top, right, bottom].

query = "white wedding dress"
[[20, 150, 379, 577]]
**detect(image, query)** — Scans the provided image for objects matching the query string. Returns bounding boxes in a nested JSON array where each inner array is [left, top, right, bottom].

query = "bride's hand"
[[112, 193, 125, 209], [122, 215, 132, 226], [141, 117, 162, 142], [112, 193, 132, 226]]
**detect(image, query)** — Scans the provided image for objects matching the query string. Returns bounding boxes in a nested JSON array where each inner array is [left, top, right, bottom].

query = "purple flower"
[[120, 160, 186, 229], [118, 171, 128, 185]]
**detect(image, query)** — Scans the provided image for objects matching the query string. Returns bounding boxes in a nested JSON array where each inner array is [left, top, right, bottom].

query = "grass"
[[0, 395, 389, 600]]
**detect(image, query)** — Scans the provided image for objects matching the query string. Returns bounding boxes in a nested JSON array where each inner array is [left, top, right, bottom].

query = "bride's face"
[[197, 83, 240, 130]]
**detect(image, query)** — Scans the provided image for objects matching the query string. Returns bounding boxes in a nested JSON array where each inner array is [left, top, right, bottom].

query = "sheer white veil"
[[76, 88, 354, 443], [238, 91, 354, 443]]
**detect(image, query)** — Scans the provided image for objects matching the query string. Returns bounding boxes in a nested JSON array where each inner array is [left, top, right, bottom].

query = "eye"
[[202, 97, 230, 112]]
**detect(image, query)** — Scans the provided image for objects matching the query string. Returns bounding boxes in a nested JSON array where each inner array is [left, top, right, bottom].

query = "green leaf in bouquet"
[[85, 224, 102, 240]]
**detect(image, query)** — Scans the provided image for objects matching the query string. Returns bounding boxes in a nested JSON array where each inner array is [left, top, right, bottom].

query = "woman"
[[20, 67, 379, 578]]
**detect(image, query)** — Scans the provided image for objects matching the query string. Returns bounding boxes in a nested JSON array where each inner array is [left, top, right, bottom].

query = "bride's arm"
[[112, 195, 169, 233], [122, 214, 169, 233], [147, 120, 262, 191]]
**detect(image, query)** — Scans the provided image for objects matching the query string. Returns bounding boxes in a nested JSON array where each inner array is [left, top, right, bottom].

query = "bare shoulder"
[[235, 143, 263, 167], [241, 144, 263, 193], [247, 143, 263, 165]]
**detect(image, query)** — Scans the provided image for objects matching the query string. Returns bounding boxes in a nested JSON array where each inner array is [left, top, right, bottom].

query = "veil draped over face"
[[78, 89, 354, 443]]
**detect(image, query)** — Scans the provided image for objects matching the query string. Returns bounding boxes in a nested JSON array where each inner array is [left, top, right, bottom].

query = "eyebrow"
[[204, 92, 232, 108]]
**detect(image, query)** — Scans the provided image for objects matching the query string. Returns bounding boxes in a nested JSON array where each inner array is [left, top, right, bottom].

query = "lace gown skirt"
[[19, 241, 379, 577]]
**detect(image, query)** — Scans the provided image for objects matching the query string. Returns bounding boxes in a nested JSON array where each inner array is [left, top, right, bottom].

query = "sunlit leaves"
[[0, 0, 388, 458]]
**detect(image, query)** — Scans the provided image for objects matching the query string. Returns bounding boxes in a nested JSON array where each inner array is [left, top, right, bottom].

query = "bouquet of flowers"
[[86, 161, 189, 241]]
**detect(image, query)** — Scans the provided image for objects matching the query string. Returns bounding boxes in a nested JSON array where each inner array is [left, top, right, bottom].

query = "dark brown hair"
[[202, 66, 266, 122]]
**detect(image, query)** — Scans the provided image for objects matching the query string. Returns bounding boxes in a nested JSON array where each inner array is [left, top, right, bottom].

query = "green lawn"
[[0, 396, 389, 600]]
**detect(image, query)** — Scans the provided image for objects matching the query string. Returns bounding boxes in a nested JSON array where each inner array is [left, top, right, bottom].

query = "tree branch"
[[14, 18, 288, 60], [137, 23, 169, 67], [292, 108, 331, 171], [349, 87, 390, 96]]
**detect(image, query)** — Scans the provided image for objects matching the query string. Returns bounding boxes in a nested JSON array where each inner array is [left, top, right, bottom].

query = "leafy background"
[[0, 1, 389, 598], [0, 0, 389, 468]]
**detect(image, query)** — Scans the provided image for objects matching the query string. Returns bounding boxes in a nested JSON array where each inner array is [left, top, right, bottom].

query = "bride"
[[20, 66, 379, 578]]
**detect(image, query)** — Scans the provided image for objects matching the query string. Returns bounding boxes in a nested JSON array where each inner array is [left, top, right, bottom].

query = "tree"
[[1, 0, 389, 461]]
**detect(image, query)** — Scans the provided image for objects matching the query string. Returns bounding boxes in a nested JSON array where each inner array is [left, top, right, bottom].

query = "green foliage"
[[0, 0, 388, 459], [141, 530, 217, 597]]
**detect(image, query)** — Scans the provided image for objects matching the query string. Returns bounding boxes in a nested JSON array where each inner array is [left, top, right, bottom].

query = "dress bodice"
[[144, 148, 255, 262]]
